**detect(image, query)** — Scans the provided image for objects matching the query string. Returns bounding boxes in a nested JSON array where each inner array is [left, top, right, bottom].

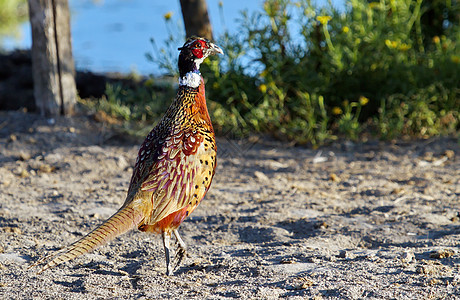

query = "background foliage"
[[0, 0, 28, 46], [104, 0, 460, 145]]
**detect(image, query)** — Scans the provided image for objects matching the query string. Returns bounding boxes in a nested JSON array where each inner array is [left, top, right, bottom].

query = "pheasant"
[[34, 37, 223, 276]]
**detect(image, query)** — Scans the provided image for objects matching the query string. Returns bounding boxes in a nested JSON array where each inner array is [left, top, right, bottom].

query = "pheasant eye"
[[194, 43, 201, 48]]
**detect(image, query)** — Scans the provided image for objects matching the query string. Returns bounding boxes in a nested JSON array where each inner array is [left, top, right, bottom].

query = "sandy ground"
[[0, 110, 459, 299]]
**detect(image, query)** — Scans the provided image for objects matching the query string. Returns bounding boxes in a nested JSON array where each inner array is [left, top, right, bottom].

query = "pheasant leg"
[[162, 231, 173, 276]]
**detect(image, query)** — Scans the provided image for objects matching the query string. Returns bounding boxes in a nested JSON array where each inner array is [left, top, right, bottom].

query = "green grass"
[[78, 76, 176, 138]]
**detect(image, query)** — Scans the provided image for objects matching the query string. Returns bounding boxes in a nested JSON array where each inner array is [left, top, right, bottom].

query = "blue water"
[[3, 0, 344, 75]]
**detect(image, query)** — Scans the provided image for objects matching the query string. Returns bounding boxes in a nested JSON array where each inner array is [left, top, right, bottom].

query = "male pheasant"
[[34, 37, 223, 275]]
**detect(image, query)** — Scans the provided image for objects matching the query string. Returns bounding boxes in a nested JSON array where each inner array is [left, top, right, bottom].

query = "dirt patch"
[[0, 110, 459, 299]]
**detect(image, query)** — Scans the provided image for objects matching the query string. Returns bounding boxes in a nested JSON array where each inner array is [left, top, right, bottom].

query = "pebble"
[[254, 171, 270, 182], [295, 278, 315, 289], [115, 155, 129, 169], [429, 248, 456, 259], [400, 251, 415, 264], [329, 173, 340, 182], [44, 153, 63, 164], [1, 178, 12, 187], [444, 149, 454, 159], [265, 262, 317, 275], [89, 213, 101, 219], [416, 265, 438, 275], [15, 168, 30, 178], [2, 227, 22, 235], [338, 250, 354, 259], [18, 152, 31, 161], [39, 163, 55, 173]]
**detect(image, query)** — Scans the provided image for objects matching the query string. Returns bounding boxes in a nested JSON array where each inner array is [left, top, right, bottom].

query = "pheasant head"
[[178, 37, 223, 88]]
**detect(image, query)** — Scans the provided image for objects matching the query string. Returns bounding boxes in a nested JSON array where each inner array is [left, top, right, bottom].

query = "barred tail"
[[36, 204, 144, 273]]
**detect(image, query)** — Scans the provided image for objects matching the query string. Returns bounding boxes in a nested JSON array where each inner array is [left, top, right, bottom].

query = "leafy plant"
[[140, 0, 459, 145]]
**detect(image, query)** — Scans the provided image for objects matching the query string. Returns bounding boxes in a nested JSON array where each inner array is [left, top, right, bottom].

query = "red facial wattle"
[[191, 40, 207, 58]]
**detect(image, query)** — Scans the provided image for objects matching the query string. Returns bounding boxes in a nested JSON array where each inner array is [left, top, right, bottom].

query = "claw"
[[172, 229, 187, 271], [173, 246, 187, 271]]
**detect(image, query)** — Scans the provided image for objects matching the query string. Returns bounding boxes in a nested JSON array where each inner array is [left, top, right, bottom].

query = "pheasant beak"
[[208, 42, 224, 56]]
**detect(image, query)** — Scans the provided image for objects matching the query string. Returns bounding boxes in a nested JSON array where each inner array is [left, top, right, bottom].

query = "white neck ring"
[[179, 71, 201, 88]]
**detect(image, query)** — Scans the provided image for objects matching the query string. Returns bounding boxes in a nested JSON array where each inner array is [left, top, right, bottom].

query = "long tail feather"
[[35, 204, 143, 273]]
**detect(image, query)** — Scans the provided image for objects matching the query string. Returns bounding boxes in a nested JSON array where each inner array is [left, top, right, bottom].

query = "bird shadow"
[[53, 278, 85, 293]]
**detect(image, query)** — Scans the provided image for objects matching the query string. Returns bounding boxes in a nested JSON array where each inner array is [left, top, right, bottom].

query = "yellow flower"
[[432, 36, 440, 44], [451, 55, 460, 64], [385, 39, 398, 49], [332, 107, 343, 115], [342, 26, 349, 33], [259, 84, 267, 94], [359, 96, 369, 106], [218, 1, 223, 7], [317, 16, 332, 25], [398, 43, 411, 51], [164, 11, 173, 20]]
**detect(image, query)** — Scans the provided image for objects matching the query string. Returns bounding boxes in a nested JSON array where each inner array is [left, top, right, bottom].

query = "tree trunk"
[[179, 0, 213, 40], [28, 0, 76, 117]]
